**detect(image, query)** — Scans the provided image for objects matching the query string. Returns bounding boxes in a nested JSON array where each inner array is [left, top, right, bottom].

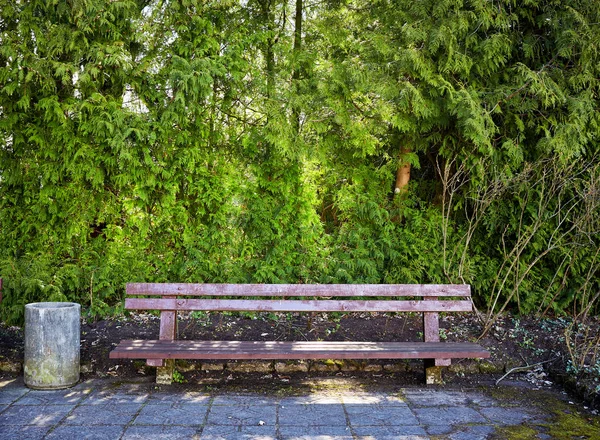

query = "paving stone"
[[206, 404, 277, 426], [341, 393, 407, 406], [345, 404, 420, 426], [81, 389, 149, 405], [413, 406, 487, 426], [448, 424, 496, 439], [278, 403, 347, 426], [279, 425, 353, 439], [352, 425, 428, 438], [200, 424, 276, 439], [148, 391, 211, 404], [0, 385, 29, 404], [124, 425, 201, 439], [356, 436, 426, 440], [425, 425, 454, 435], [14, 388, 91, 405], [0, 425, 50, 440], [403, 390, 495, 407], [70, 379, 101, 391], [211, 394, 279, 406], [479, 406, 538, 425], [280, 395, 342, 405], [45, 424, 126, 439], [133, 402, 209, 425], [63, 403, 143, 425], [0, 404, 73, 426]]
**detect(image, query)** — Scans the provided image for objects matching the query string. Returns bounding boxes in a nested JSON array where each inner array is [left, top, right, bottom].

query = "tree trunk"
[[258, 0, 276, 100], [292, 0, 303, 133], [395, 147, 412, 196]]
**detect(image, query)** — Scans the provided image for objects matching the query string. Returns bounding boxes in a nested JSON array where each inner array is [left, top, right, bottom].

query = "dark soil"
[[1, 311, 598, 410]]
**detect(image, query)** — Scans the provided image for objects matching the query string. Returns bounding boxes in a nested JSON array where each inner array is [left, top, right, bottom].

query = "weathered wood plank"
[[110, 340, 490, 360], [159, 311, 177, 340], [423, 297, 440, 343], [423, 296, 451, 366], [124, 298, 473, 313], [126, 283, 471, 298]]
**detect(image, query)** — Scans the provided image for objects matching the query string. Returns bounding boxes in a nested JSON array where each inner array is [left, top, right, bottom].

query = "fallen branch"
[[495, 357, 560, 386]]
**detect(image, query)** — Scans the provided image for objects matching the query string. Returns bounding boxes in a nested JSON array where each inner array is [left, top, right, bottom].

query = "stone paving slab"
[[133, 402, 209, 426], [345, 404, 420, 426], [82, 389, 149, 405], [206, 404, 277, 426], [278, 425, 352, 439], [123, 425, 200, 439], [0, 404, 75, 426], [341, 393, 407, 406], [14, 388, 91, 406], [0, 425, 51, 440], [0, 385, 28, 404], [351, 425, 428, 437], [64, 403, 143, 426], [278, 403, 347, 426], [200, 424, 276, 439], [45, 425, 127, 440], [413, 406, 487, 426], [148, 391, 211, 405], [445, 425, 496, 440], [212, 395, 279, 406], [403, 389, 495, 407], [0, 377, 597, 439]]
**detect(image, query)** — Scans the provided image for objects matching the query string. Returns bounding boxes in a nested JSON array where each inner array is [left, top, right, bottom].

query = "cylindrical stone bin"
[[24, 302, 80, 390]]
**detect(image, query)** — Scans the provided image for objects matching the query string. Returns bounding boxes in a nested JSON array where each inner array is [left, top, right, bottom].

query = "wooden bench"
[[109, 283, 490, 384]]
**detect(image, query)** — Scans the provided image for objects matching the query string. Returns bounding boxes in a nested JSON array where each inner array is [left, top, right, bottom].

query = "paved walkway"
[[0, 377, 568, 439]]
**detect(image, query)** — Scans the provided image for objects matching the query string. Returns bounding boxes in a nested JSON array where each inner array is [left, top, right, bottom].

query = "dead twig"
[[495, 357, 559, 386]]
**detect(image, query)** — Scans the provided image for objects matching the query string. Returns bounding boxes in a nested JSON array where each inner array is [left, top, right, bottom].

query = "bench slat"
[[124, 298, 472, 313], [110, 340, 490, 360], [126, 283, 471, 297]]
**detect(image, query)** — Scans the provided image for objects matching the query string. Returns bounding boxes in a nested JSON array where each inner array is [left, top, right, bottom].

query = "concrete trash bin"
[[24, 302, 81, 389]]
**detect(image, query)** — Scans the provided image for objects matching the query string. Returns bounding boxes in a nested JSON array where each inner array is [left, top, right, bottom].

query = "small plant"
[[190, 311, 211, 327], [172, 370, 186, 384], [325, 323, 341, 336], [439, 328, 448, 340]]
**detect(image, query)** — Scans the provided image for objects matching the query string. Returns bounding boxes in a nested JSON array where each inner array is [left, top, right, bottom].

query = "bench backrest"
[[125, 283, 472, 348], [124, 283, 472, 313]]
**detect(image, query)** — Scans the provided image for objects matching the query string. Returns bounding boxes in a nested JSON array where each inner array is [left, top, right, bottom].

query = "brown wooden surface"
[[159, 311, 177, 340], [126, 283, 471, 298], [423, 297, 451, 366], [110, 340, 490, 360], [124, 298, 473, 313], [423, 297, 440, 343]]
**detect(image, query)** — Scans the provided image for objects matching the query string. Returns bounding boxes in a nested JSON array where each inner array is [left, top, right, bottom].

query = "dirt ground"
[[1, 311, 598, 410]]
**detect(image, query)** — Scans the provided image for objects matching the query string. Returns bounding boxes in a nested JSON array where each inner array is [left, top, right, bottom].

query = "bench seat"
[[111, 339, 490, 361]]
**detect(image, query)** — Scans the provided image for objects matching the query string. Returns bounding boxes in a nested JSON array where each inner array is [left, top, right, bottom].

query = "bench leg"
[[156, 359, 175, 385], [424, 360, 444, 385]]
